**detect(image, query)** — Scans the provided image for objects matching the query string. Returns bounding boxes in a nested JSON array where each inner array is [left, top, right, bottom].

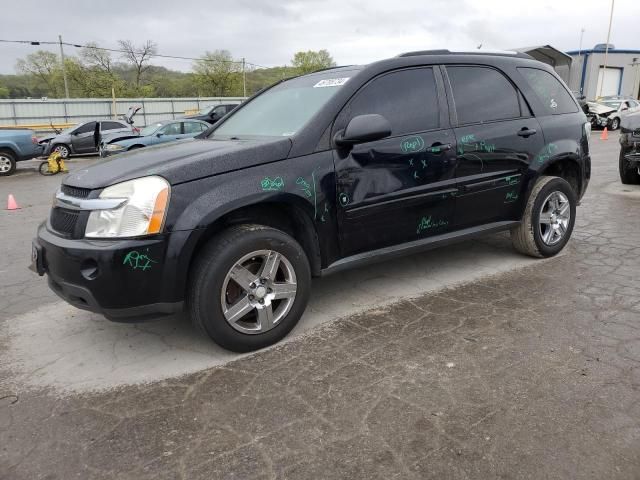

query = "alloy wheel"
[[0, 155, 11, 173], [538, 191, 571, 246], [220, 249, 297, 334]]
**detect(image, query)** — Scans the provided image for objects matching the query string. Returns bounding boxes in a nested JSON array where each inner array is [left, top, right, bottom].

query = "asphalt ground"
[[1, 133, 639, 479]]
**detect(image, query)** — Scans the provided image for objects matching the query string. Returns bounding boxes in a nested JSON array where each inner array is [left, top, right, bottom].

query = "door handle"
[[430, 142, 452, 152], [517, 127, 537, 137]]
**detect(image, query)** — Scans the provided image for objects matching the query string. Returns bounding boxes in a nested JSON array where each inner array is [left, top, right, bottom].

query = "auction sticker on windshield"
[[313, 78, 350, 88]]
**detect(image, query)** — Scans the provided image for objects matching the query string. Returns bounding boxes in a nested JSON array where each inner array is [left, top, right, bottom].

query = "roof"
[[513, 45, 572, 66], [397, 49, 532, 59]]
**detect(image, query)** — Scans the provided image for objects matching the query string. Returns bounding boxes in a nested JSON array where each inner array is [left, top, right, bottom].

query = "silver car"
[[40, 120, 133, 158]]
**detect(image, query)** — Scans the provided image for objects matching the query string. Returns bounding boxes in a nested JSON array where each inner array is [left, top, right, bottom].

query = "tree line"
[[0, 41, 336, 99]]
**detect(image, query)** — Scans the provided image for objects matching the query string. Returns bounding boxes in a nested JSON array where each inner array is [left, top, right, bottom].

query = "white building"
[[567, 44, 640, 100]]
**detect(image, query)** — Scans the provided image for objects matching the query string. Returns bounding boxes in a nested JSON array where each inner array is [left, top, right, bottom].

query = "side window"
[[183, 122, 205, 134], [75, 121, 96, 134], [101, 121, 126, 131], [226, 104, 238, 114], [159, 123, 181, 135], [518, 67, 579, 115], [212, 106, 226, 117], [447, 66, 521, 124], [343, 68, 440, 136]]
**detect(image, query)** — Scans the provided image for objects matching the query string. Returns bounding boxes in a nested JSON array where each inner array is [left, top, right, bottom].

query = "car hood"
[[587, 102, 617, 115], [102, 132, 139, 144], [64, 136, 293, 189]]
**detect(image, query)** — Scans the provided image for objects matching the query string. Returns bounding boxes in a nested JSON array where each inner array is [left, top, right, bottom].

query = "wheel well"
[[128, 145, 145, 150], [0, 147, 16, 158], [187, 202, 322, 279], [541, 159, 581, 197]]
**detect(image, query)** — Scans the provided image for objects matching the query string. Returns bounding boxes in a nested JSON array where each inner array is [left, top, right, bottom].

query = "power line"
[[0, 38, 273, 69]]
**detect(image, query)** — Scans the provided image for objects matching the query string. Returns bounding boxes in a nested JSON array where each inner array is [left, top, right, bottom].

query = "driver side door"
[[332, 67, 457, 257]]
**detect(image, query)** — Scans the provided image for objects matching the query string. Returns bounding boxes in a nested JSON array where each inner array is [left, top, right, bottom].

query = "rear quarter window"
[[518, 67, 578, 115]]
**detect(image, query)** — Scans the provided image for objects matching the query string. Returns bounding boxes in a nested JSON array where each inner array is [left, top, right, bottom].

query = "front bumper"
[[32, 222, 187, 321]]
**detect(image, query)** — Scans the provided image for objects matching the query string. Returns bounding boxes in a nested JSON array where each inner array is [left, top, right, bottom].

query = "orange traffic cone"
[[6, 194, 20, 210], [600, 127, 608, 140]]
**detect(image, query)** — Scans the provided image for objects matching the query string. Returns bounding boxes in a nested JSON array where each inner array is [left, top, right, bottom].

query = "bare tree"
[[81, 42, 113, 74], [118, 40, 157, 88]]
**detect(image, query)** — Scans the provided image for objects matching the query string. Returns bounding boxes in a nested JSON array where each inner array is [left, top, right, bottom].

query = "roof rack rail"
[[397, 49, 527, 58]]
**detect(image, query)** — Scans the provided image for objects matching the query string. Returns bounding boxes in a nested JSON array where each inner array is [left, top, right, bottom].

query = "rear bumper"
[[33, 222, 191, 321]]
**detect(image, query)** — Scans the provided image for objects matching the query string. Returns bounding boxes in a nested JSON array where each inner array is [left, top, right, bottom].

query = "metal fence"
[[0, 97, 246, 130]]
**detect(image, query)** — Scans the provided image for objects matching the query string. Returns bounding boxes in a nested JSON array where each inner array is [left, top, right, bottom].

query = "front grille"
[[633, 128, 640, 137], [50, 207, 80, 237], [61, 184, 91, 198]]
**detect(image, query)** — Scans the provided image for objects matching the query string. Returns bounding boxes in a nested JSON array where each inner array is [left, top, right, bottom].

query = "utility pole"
[[58, 34, 70, 99], [598, 0, 615, 99], [632, 58, 640, 100], [242, 58, 247, 98]]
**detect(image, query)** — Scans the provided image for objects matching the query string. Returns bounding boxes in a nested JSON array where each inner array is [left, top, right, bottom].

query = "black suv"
[[32, 50, 591, 352], [619, 111, 640, 184]]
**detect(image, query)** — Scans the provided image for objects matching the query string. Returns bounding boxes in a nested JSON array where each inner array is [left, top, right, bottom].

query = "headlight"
[[85, 176, 170, 238], [105, 143, 125, 151]]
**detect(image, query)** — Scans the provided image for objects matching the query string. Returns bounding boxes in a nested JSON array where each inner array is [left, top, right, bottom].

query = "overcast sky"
[[2, 0, 639, 74]]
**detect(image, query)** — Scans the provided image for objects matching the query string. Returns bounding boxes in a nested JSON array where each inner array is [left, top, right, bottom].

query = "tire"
[[610, 117, 620, 130], [38, 161, 56, 175], [0, 150, 16, 176], [51, 144, 70, 159], [188, 224, 311, 352], [619, 150, 640, 184], [510, 176, 577, 258]]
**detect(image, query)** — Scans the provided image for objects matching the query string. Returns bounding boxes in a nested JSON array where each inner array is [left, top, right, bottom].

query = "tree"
[[15, 50, 64, 97], [80, 42, 114, 74], [118, 40, 157, 90], [291, 50, 336, 75], [193, 50, 242, 96]]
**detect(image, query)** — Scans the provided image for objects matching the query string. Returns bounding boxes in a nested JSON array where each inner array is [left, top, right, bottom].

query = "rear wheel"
[[188, 225, 311, 352], [511, 176, 576, 258], [619, 150, 640, 184], [0, 150, 16, 176], [51, 144, 70, 159]]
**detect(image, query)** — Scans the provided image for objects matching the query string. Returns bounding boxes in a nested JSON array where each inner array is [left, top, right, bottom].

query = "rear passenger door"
[[443, 65, 545, 229], [333, 67, 457, 256]]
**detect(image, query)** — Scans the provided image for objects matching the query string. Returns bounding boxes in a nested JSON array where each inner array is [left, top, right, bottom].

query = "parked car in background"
[[33, 50, 591, 352], [40, 120, 133, 158], [0, 128, 43, 176], [184, 103, 240, 125], [100, 119, 210, 157], [619, 111, 640, 184], [586, 98, 640, 130]]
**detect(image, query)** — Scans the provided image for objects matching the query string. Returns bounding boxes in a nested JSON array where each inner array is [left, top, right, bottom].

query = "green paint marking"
[[296, 177, 312, 197], [311, 169, 318, 220], [505, 190, 519, 203], [123, 250, 157, 271], [534, 143, 558, 166], [261, 176, 284, 191], [421, 159, 428, 168], [505, 176, 519, 186], [416, 216, 449, 234], [413, 171, 420, 180], [460, 134, 476, 143], [409, 159, 414, 167], [400, 136, 426, 154]]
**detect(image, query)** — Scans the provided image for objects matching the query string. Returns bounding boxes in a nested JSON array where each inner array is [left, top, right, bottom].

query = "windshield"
[[602, 101, 621, 109], [212, 70, 357, 138], [139, 123, 164, 136]]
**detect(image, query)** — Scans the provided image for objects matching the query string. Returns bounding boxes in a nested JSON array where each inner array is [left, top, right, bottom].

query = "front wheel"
[[510, 176, 577, 258], [188, 225, 311, 352], [619, 150, 640, 184], [51, 144, 70, 159], [610, 117, 620, 130]]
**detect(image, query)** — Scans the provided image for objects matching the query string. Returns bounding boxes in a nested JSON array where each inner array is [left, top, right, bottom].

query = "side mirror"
[[334, 114, 392, 147], [156, 133, 163, 138]]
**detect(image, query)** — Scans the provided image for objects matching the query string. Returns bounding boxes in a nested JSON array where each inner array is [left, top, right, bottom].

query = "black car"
[[32, 50, 591, 352], [619, 111, 640, 184], [184, 103, 239, 125]]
